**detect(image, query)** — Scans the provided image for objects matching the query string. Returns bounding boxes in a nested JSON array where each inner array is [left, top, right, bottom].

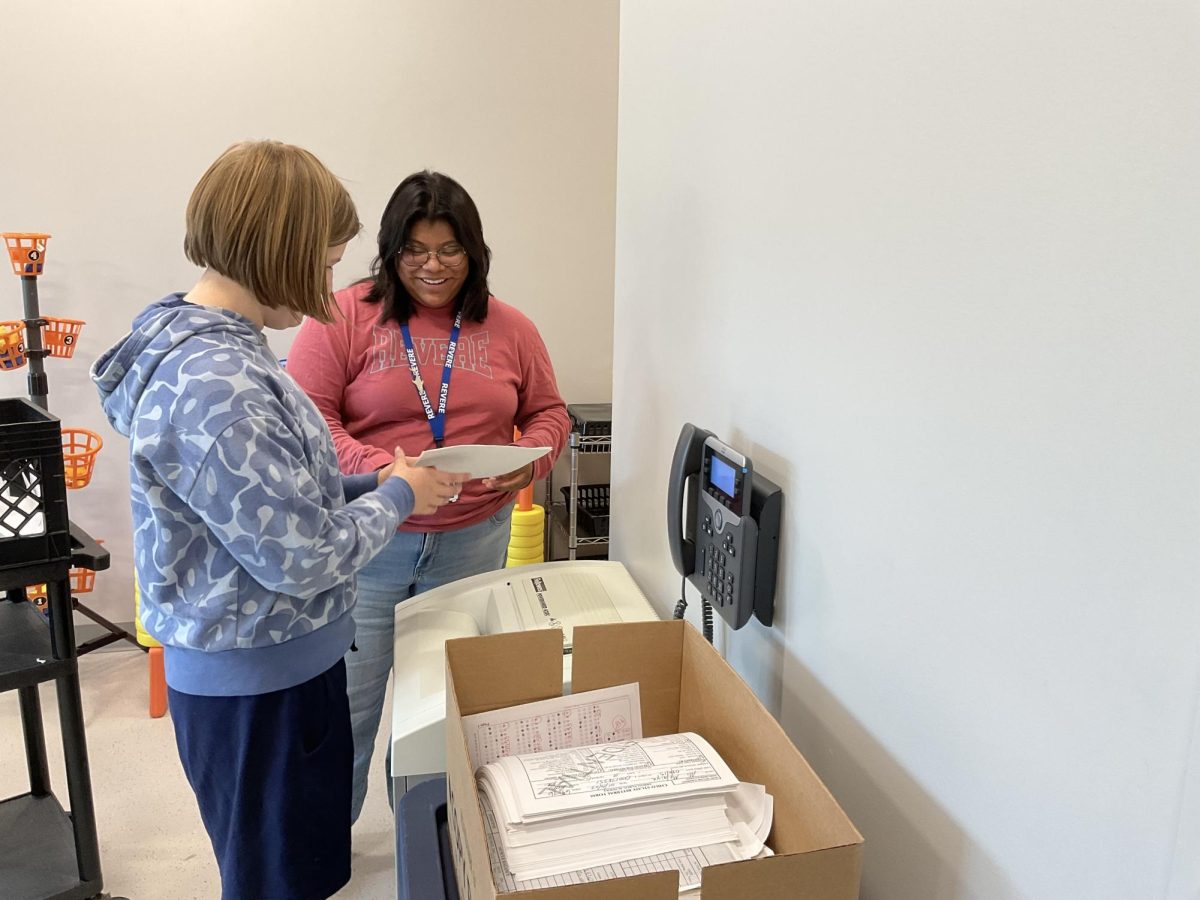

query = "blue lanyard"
[[399, 310, 463, 448]]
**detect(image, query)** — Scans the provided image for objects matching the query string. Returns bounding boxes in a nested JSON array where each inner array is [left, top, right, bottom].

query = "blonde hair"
[[183, 140, 360, 323]]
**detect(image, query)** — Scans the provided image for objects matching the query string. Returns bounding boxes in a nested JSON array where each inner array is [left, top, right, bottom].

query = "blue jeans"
[[347, 504, 513, 822]]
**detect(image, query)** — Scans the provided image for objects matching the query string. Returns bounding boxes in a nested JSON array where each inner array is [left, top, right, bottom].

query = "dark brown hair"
[[363, 171, 491, 323]]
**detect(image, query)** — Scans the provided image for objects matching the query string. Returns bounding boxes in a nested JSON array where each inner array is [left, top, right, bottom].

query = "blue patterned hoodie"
[[91, 296, 414, 696]]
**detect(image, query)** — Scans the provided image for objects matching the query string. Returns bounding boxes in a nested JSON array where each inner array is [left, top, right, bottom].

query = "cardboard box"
[[445, 620, 863, 899]]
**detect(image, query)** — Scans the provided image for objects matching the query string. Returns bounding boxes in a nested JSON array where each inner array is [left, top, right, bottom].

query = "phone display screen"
[[708, 456, 736, 497]]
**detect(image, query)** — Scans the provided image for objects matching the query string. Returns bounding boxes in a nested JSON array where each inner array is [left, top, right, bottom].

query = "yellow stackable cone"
[[133, 576, 161, 650], [507, 449, 546, 566], [507, 544, 544, 561], [507, 504, 545, 566]]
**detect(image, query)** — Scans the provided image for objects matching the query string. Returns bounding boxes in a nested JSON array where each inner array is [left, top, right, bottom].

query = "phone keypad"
[[701, 543, 737, 607]]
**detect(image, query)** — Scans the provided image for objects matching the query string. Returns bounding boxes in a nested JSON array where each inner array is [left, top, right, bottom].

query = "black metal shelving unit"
[[544, 404, 612, 562], [1, 236, 108, 899], [1, 411, 108, 900]]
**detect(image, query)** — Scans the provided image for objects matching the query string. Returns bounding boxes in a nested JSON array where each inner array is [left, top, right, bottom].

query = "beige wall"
[[612, 2, 1200, 898], [0, 0, 618, 621]]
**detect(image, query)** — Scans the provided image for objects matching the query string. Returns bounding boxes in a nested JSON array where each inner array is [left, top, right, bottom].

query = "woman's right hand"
[[385, 447, 469, 515]]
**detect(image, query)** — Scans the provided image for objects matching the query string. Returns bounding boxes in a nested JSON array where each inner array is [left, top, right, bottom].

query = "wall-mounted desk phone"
[[668, 423, 782, 629]]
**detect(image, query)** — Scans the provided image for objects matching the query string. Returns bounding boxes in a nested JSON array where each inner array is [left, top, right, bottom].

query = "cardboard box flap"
[[701, 843, 862, 900], [445, 629, 565, 716], [503, 870, 680, 899], [445, 658, 496, 899], [570, 621, 684, 739], [677, 625, 864, 854]]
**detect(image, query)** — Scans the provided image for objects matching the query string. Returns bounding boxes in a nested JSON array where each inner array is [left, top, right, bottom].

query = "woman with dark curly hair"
[[289, 170, 569, 821]]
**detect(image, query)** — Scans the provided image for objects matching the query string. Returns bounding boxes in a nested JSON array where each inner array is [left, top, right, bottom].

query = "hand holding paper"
[[385, 446, 468, 514], [482, 463, 534, 492]]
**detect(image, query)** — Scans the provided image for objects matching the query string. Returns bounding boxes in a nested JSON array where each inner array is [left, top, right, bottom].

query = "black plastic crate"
[[0, 399, 71, 583], [560, 484, 610, 537]]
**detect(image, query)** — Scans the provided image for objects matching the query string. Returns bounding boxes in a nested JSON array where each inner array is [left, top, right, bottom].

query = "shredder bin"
[[395, 775, 461, 900]]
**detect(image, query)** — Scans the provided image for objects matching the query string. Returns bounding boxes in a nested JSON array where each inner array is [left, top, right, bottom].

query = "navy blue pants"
[[169, 660, 353, 900]]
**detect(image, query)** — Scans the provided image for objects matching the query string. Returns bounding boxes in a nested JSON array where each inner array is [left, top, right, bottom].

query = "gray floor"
[[0, 647, 399, 900]]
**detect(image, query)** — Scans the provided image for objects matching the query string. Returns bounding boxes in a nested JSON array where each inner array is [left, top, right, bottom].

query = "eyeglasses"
[[398, 244, 467, 268]]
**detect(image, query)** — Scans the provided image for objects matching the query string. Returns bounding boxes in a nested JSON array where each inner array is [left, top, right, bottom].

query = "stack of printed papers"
[[475, 731, 772, 886]]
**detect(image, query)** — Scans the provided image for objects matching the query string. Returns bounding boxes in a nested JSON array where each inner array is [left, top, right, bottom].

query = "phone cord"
[[673, 575, 715, 645], [673, 575, 688, 620]]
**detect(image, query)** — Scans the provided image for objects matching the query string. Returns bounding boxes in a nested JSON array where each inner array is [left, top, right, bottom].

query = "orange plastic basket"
[[0, 321, 25, 370], [62, 428, 102, 489], [2, 233, 50, 277], [27, 541, 104, 602], [42, 317, 85, 358], [26, 565, 99, 601]]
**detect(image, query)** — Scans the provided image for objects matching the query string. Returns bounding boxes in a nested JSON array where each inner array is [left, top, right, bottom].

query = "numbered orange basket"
[[62, 428, 103, 489], [27, 570, 97, 605], [26, 543, 104, 604], [0, 321, 25, 369], [42, 317, 85, 358], [2, 233, 50, 277]]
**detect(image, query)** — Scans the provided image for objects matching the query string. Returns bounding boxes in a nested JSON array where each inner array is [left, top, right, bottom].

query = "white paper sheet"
[[412, 444, 551, 479], [462, 683, 642, 770]]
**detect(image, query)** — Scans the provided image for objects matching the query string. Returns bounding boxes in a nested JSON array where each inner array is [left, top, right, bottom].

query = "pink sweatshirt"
[[288, 282, 569, 532]]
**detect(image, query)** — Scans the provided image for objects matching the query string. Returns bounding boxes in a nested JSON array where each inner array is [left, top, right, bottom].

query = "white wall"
[[0, 0, 617, 622], [611, 3, 1200, 898]]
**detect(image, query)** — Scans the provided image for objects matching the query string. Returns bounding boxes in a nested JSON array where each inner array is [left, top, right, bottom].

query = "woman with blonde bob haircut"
[[91, 140, 466, 900], [184, 140, 358, 323]]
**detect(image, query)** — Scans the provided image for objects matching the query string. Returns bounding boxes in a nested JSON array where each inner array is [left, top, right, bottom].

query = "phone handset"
[[667, 423, 714, 579]]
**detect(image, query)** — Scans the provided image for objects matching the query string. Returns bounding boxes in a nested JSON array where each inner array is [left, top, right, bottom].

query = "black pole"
[[47, 578, 102, 882], [17, 685, 51, 797], [19, 275, 48, 409]]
